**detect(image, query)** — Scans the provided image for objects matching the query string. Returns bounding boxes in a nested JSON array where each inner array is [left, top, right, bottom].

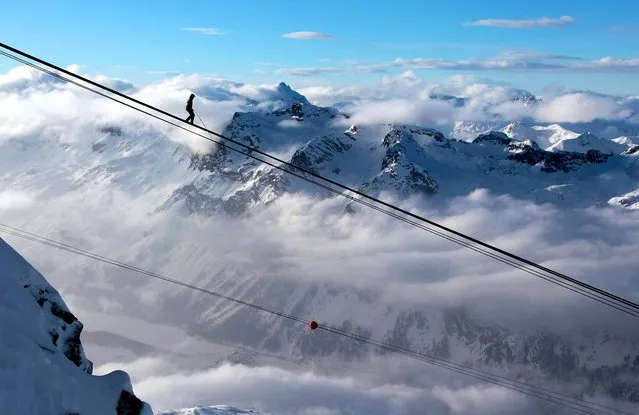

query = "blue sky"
[[1, 0, 638, 95]]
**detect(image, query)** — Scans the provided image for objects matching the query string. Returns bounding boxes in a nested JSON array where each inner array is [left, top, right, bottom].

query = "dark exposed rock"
[[473, 131, 512, 146], [291, 135, 353, 173], [291, 102, 304, 119], [63, 322, 88, 370], [290, 150, 317, 174], [91, 141, 107, 153], [372, 126, 440, 195], [50, 301, 77, 324], [406, 165, 439, 195], [429, 93, 466, 108], [508, 139, 541, 152], [272, 102, 305, 119], [49, 331, 59, 346], [116, 390, 145, 415], [22, 285, 92, 373], [507, 146, 611, 172], [97, 125, 123, 137], [624, 145, 639, 155]]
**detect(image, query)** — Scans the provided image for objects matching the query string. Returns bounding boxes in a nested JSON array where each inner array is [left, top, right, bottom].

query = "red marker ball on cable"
[[309, 320, 318, 330]]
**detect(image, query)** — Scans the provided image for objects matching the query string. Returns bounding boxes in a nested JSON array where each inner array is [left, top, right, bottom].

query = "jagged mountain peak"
[[272, 81, 311, 106], [511, 89, 540, 106]]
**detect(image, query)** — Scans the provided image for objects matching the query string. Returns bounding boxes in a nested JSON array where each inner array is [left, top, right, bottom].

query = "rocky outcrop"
[[508, 145, 611, 172], [117, 391, 146, 415], [290, 134, 354, 174], [365, 126, 440, 196], [473, 131, 512, 146], [22, 273, 93, 373]]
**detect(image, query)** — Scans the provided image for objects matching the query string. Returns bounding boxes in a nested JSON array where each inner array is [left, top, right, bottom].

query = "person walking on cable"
[[185, 93, 195, 125]]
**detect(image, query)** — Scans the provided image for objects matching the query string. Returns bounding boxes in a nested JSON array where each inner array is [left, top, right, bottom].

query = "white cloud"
[[93, 75, 136, 92], [535, 93, 632, 123], [295, 85, 363, 106], [463, 16, 575, 29], [147, 70, 182, 76], [101, 357, 627, 415], [180, 27, 225, 35], [379, 70, 422, 88], [0, 190, 33, 212], [281, 31, 335, 39], [431, 384, 528, 414], [277, 119, 303, 128], [573, 56, 639, 71], [346, 99, 455, 126], [106, 360, 536, 415], [275, 53, 639, 76], [131, 363, 429, 414]]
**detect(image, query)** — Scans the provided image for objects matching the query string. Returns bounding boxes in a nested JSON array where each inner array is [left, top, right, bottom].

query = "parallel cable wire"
[[0, 224, 632, 415], [1, 45, 638, 319]]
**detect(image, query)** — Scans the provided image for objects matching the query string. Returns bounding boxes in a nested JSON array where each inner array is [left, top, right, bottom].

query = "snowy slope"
[[613, 136, 639, 147], [501, 122, 580, 149], [547, 132, 628, 154], [0, 237, 152, 415], [451, 120, 503, 141], [609, 188, 639, 209]]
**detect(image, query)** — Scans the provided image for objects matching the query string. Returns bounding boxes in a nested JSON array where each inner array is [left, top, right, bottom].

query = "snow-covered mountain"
[[547, 131, 628, 154], [0, 237, 152, 415], [157, 97, 639, 217], [501, 122, 580, 148]]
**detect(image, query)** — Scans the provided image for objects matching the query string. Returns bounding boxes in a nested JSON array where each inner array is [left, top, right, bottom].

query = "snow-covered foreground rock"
[[0, 237, 152, 415]]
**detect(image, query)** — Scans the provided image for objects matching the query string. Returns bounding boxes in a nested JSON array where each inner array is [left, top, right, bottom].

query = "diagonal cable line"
[[1, 47, 637, 319], [0, 224, 632, 415]]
